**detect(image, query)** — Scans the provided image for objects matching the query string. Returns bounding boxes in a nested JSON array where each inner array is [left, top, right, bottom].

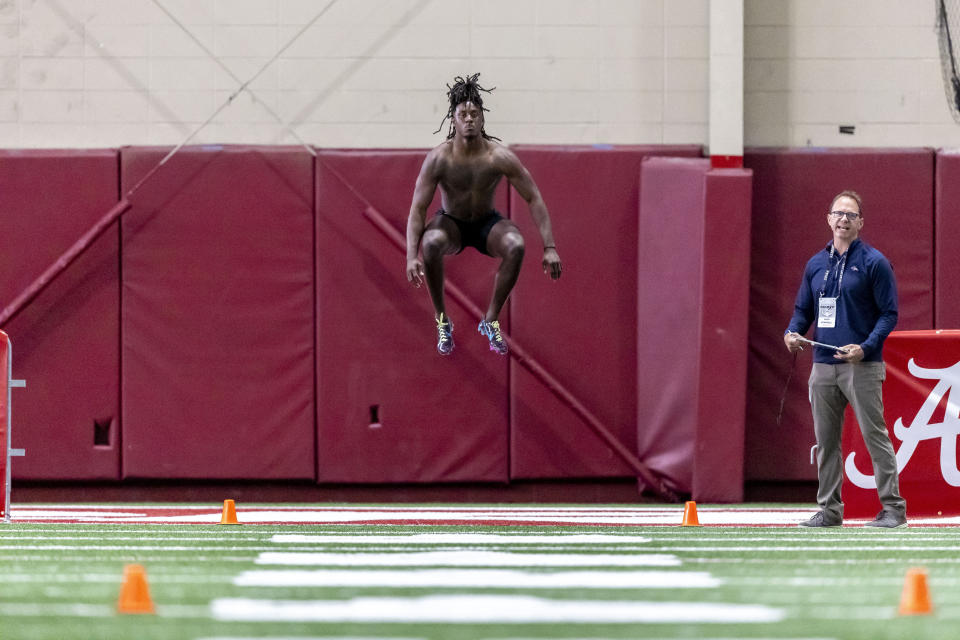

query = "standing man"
[[785, 190, 906, 528], [406, 73, 562, 356]]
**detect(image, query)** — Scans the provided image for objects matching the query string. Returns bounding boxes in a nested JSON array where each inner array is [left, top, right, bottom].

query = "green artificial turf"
[[1, 508, 959, 639]]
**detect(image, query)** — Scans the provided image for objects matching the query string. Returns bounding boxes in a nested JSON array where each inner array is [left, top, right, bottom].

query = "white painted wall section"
[[0, 0, 956, 148], [709, 0, 743, 165]]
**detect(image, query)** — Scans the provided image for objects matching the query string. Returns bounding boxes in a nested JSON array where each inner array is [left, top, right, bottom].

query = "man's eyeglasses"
[[829, 211, 861, 220]]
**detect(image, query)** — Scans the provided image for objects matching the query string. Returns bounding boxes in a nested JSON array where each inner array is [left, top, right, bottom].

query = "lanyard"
[[819, 245, 847, 298]]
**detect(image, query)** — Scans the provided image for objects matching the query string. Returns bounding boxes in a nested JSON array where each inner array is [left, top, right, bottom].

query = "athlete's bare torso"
[[431, 138, 508, 221]]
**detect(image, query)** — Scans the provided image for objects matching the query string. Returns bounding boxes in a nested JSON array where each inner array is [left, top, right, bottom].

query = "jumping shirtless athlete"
[[405, 73, 562, 355]]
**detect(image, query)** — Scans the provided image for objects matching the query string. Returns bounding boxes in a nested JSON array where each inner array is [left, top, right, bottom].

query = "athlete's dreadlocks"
[[434, 73, 501, 141]]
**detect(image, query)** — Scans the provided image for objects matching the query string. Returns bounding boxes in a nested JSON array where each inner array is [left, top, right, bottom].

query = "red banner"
[[842, 330, 960, 517]]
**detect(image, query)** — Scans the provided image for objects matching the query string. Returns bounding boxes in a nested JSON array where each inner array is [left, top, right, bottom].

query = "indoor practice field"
[[2, 504, 960, 640], [8, 2, 960, 640]]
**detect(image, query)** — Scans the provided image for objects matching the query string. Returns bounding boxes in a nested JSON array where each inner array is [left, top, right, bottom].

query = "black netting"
[[938, 0, 960, 123]]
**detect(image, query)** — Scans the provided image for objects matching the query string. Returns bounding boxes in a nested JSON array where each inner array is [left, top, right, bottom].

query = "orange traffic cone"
[[898, 567, 933, 615], [116, 564, 155, 614], [219, 499, 240, 525], [681, 501, 701, 526]]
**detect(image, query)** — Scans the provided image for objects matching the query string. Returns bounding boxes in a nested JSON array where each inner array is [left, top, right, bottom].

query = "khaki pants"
[[809, 361, 906, 520]]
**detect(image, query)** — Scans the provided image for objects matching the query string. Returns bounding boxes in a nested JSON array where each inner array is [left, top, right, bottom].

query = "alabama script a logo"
[[845, 358, 960, 488]]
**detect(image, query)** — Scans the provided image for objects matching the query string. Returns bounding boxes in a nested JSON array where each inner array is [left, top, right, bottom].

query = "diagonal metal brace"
[[0, 200, 131, 328]]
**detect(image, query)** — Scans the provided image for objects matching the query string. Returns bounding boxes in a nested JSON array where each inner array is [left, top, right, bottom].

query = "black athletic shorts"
[[436, 209, 504, 256]]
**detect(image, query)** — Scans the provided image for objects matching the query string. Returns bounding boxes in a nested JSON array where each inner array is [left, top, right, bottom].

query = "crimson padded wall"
[[936, 150, 960, 328], [744, 148, 934, 482], [1, 331, 8, 517], [637, 158, 752, 500], [315, 150, 509, 483], [120, 146, 315, 479], [0, 150, 121, 480], [507, 145, 702, 479]]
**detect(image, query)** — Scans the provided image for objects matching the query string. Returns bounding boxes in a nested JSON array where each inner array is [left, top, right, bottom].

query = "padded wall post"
[[638, 158, 752, 502], [692, 169, 752, 502]]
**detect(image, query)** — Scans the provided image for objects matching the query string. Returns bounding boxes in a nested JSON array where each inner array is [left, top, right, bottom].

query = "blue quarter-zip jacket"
[[786, 238, 898, 364]]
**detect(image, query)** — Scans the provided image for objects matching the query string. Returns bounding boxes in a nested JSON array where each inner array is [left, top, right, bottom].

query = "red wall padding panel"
[[637, 158, 752, 500], [936, 150, 960, 328], [1, 331, 9, 517], [0, 150, 121, 480], [315, 150, 509, 483], [120, 146, 315, 479], [744, 148, 934, 482], [508, 145, 702, 479]]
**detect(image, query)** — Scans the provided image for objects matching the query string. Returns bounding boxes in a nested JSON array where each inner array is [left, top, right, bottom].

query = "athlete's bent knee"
[[502, 234, 525, 262], [422, 230, 450, 260]]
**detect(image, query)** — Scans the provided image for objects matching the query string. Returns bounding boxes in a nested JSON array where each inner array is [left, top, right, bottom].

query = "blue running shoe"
[[478, 319, 507, 355], [436, 313, 454, 355]]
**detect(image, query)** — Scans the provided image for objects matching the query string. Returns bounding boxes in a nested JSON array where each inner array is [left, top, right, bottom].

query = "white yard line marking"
[[0, 555, 257, 563], [9, 504, 960, 526], [233, 568, 721, 589], [20, 505, 842, 515], [199, 637, 832, 640], [0, 535, 268, 542], [732, 576, 960, 586], [2, 530, 955, 542], [0, 506, 816, 525], [255, 551, 682, 567], [13, 505, 216, 510], [210, 594, 785, 623], [0, 528, 314, 535], [645, 535, 960, 541], [689, 557, 960, 565], [0, 573, 235, 583], [640, 546, 960, 552], [98, 513, 664, 524], [11, 510, 151, 518], [0, 545, 276, 551], [0, 602, 210, 619], [198, 637, 426, 640], [270, 534, 651, 544], [0, 603, 115, 617], [121, 512, 792, 524], [199, 638, 832, 640], [792, 606, 895, 620]]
